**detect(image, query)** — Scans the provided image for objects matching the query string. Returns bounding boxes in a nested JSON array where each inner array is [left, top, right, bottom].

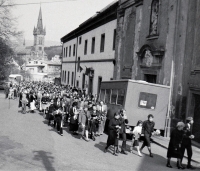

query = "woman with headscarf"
[[166, 122, 185, 169], [104, 112, 121, 156]]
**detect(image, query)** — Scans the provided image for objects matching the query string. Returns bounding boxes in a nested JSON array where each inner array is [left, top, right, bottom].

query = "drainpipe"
[[61, 41, 63, 85], [74, 36, 78, 88]]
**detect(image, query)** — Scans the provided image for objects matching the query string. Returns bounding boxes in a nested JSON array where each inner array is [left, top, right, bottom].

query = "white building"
[[61, 0, 118, 95], [25, 60, 61, 82]]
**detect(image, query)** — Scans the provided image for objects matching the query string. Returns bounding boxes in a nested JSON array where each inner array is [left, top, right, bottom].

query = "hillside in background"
[[44, 46, 62, 60]]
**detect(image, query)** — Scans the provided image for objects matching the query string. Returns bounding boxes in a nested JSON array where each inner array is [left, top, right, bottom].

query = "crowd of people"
[[4, 81, 196, 169]]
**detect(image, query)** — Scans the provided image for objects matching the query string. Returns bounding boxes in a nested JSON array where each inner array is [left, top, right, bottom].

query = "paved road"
[[0, 92, 199, 171]]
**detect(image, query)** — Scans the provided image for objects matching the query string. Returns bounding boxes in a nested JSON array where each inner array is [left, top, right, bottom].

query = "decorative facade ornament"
[[144, 50, 153, 67], [150, 0, 159, 36]]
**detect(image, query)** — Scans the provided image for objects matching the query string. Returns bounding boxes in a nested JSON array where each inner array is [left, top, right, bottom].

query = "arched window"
[[149, 0, 159, 36]]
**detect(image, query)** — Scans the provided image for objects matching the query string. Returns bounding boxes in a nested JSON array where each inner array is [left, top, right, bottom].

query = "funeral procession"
[[0, 0, 200, 171]]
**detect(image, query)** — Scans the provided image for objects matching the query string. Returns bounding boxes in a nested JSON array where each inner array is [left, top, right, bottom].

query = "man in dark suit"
[[181, 117, 195, 169], [118, 109, 129, 155]]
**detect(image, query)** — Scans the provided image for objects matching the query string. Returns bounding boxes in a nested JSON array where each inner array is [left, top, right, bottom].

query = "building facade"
[[25, 60, 61, 82], [114, 0, 200, 141], [61, 1, 118, 95]]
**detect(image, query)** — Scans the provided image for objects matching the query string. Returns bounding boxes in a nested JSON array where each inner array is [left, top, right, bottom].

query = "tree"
[[0, 38, 14, 80], [0, 0, 23, 80], [0, 0, 22, 41]]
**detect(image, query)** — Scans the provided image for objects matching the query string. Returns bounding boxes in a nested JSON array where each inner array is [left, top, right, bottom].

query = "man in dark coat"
[[118, 109, 128, 155], [181, 117, 195, 169], [140, 114, 155, 157]]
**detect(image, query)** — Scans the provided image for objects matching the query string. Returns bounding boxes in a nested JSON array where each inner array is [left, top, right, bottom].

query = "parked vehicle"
[[99, 79, 170, 136]]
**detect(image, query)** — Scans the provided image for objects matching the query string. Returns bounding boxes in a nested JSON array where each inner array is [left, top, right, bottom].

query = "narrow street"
[[0, 92, 198, 171]]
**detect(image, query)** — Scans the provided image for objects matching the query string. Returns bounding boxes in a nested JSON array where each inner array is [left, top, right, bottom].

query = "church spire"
[[37, 6, 43, 32]]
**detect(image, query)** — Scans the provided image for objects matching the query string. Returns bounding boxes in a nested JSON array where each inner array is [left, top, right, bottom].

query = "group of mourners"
[[4, 81, 196, 169]]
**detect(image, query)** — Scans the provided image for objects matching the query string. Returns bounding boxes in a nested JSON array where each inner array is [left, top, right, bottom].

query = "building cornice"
[[62, 58, 115, 64]]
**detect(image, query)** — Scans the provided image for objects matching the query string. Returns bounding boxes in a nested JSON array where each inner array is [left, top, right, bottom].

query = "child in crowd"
[[130, 120, 143, 157]]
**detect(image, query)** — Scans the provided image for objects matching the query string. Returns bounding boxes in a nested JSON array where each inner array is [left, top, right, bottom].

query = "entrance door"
[[88, 77, 93, 95], [193, 94, 200, 143]]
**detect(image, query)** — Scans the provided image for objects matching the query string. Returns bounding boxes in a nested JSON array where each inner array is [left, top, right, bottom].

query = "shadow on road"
[[94, 141, 114, 154], [33, 150, 55, 171]]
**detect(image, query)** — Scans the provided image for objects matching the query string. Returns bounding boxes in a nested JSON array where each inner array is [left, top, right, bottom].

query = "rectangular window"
[[63, 47, 65, 57], [117, 89, 125, 105], [79, 37, 82, 44], [69, 46, 71, 57], [77, 57, 80, 72], [84, 40, 88, 55], [111, 89, 117, 104], [100, 33, 105, 52], [91, 37, 95, 54], [113, 29, 116, 50], [67, 71, 70, 84], [73, 44, 76, 56], [66, 47, 68, 57], [105, 89, 111, 104], [71, 72, 74, 86], [65, 71, 66, 83], [82, 74, 85, 89], [76, 80, 79, 88]]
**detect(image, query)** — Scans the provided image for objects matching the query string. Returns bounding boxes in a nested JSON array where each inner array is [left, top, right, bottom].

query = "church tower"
[[33, 7, 46, 57]]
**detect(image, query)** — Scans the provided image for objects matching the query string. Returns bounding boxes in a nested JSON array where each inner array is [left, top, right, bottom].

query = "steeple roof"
[[37, 7, 43, 31], [33, 6, 46, 35]]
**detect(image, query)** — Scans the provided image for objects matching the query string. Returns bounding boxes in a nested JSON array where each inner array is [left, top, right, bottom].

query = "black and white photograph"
[[0, 0, 200, 170]]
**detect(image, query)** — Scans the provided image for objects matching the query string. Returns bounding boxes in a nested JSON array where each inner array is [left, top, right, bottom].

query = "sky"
[[11, 0, 116, 45]]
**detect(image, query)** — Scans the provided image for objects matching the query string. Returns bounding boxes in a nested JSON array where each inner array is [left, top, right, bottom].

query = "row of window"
[[63, 29, 117, 58], [62, 70, 85, 89], [100, 89, 125, 105], [62, 70, 74, 86], [63, 44, 76, 58]]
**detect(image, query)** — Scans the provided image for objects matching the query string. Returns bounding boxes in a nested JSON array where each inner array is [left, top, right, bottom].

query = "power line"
[[1, 0, 77, 7]]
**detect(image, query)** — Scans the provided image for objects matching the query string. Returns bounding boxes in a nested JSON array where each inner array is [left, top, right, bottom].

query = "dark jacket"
[[107, 118, 121, 146], [119, 117, 128, 134], [167, 128, 184, 158], [182, 123, 192, 145], [142, 120, 155, 136]]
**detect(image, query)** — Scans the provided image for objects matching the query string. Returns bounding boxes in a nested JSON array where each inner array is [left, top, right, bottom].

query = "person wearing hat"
[[166, 122, 185, 169], [104, 112, 121, 156], [140, 114, 155, 157], [181, 117, 195, 169]]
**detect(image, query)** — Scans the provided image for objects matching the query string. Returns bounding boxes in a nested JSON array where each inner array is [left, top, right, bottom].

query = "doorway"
[[144, 74, 157, 84], [193, 94, 200, 143]]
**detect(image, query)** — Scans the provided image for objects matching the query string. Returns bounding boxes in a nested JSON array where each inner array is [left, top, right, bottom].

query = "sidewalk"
[[152, 136, 200, 167]]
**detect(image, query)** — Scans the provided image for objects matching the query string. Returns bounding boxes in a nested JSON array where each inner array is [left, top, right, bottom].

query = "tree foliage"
[[0, 0, 23, 80]]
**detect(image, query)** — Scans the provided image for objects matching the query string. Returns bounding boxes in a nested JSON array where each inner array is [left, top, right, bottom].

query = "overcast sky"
[[12, 0, 116, 44]]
